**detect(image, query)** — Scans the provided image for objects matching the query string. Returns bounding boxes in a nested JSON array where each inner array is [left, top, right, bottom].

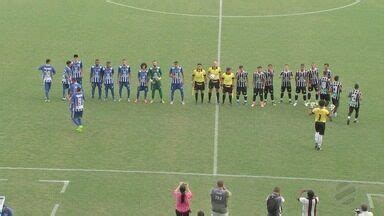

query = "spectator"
[[197, 210, 205, 216], [210, 180, 231, 216], [297, 189, 319, 216], [0, 196, 13, 216], [266, 187, 285, 216], [173, 182, 192, 216], [355, 204, 373, 216]]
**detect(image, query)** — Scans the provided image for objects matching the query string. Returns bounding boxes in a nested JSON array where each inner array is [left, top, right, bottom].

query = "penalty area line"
[[0, 166, 383, 186]]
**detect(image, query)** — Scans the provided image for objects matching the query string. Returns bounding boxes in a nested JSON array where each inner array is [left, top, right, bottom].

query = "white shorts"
[[211, 211, 228, 216]]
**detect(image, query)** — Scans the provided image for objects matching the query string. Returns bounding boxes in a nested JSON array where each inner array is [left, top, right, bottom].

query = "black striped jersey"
[[236, 70, 248, 87], [324, 69, 332, 80], [71, 92, 84, 112], [118, 64, 131, 83], [280, 70, 293, 87], [264, 69, 274, 86], [62, 66, 72, 84], [102, 67, 114, 84], [169, 66, 184, 84], [319, 76, 330, 94], [308, 67, 319, 85], [253, 72, 265, 89], [348, 89, 362, 107], [295, 70, 308, 87], [71, 60, 83, 78], [138, 69, 149, 87], [331, 81, 342, 99], [90, 64, 103, 83]]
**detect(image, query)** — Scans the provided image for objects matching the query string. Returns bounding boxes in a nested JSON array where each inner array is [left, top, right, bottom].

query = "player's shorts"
[[281, 85, 292, 92], [138, 86, 148, 92], [296, 86, 307, 94], [194, 82, 205, 91], [332, 98, 339, 107], [72, 111, 83, 119], [236, 86, 247, 95], [62, 83, 69, 89], [119, 82, 130, 88], [253, 88, 264, 95], [315, 121, 326, 135], [209, 80, 220, 89], [264, 85, 273, 94], [308, 83, 319, 92], [320, 93, 330, 101], [105, 83, 114, 89], [222, 85, 233, 94], [151, 82, 161, 90], [171, 83, 183, 91], [348, 106, 360, 113]]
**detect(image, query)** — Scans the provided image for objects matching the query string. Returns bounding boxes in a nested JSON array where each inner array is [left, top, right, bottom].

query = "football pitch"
[[0, 0, 384, 215]]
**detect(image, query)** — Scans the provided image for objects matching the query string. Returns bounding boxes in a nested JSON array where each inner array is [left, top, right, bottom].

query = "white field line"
[[105, 0, 361, 18], [366, 193, 384, 209], [50, 204, 60, 216], [0, 179, 8, 181], [39, 180, 70, 193], [212, 0, 223, 176], [1, 167, 384, 186]]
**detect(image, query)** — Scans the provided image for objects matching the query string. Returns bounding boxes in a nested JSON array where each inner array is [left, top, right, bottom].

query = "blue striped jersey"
[[169, 66, 184, 84], [71, 60, 83, 78], [324, 69, 332, 80], [280, 71, 292, 87], [264, 69, 274, 86], [71, 92, 84, 112], [253, 72, 265, 89], [69, 82, 82, 95], [331, 81, 342, 99], [38, 64, 56, 83], [308, 67, 319, 85], [138, 69, 149, 87], [319, 76, 330, 94], [62, 66, 72, 84], [90, 64, 103, 83], [348, 89, 361, 107], [236, 70, 248, 87], [118, 64, 131, 83], [295, 70, 308, 87], [102, 67, 114, 84]]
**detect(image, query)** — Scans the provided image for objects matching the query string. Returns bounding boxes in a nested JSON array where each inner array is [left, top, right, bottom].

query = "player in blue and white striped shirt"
[[71, 54, 83, 85], [118, 59, 131, 102], [135, 63, 149, 103], [169, 61, 185, 105], [70, 87, 84, 132], [62, 61, 72, 101], [102, 61, 115, 101], [38, 59, 56, 102], [90, 59, 103, 100]]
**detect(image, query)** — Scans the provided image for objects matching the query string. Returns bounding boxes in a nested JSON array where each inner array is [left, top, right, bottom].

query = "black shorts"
[[332, 98, 339, 106], [296, 86, 307, 94], [253, 88, 264, 95], [320, 94, 330, 101], [349, 106, 360, 113], [72, 111, 83, 119], [236, 86, 247, 95], [223, 85, 233, 94], [315, 122, 326, 135], [264, 85, 273, 94], [209, 80, 220, 89], [194, 82, 205, 91], [281, 85, 292, 92], [308, 84, 319, 92]]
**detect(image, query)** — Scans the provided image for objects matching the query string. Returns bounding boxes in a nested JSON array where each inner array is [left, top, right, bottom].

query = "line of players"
[[38, 55, 363, 124]]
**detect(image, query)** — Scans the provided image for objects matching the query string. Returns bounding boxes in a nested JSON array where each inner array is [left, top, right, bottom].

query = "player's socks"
[[295, 95, 299, 101], [201, 93, 204, 103], [216, 92, 220, 103], [195, 93, 198, 103], [222, 94, 226, 104], [347, 116, 351, 125], [315, 94, 319, 101], [307, 92, 311, 100], [288, 93, 292, 100], [208, 92, 212, 103], [303, 95, 307, 101], [318, 135, 323, 149], [229, 95, 232, 104], [280, 92, 284, 100], [244, 96, 248, 103]]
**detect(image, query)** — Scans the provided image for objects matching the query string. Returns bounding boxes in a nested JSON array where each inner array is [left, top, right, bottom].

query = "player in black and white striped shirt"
[[279, 64, 293, 103], [264, 64, 276, 105], [347, 84, 362, 125], [330, 76, 342, 117], [294, 64, 309, 107], [235, 65, 248, 104], [324, 63, 333, 81], [252, 66, 266, 107], [307, 63, 319, 103]]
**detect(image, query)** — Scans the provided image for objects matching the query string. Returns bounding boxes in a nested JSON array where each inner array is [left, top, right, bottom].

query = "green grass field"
[[0, 0, 383, 215]]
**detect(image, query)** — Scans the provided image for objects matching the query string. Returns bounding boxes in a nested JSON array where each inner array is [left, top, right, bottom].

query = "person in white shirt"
[[355, 204, 373, 216], [297, 189, 319, 216]]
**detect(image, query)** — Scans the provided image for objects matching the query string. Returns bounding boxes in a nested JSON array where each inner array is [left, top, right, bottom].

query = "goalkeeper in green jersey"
[[148, 60, 165, 103]]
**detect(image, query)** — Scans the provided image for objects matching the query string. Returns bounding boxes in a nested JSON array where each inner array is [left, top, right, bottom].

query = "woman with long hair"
[[173, 182, 192, 216]]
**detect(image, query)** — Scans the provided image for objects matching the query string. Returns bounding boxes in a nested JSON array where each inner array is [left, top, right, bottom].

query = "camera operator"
[[354, 204, 373, 216]]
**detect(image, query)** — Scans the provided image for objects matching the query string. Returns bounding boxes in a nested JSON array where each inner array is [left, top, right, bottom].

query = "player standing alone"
[[207, 61, 222, 104], [307, 63, 320, 104], [310, 100, 330, 151], [70, 87, 84, 132], [169, 61, 185, 105], [294, 64, 309, 107], [279, 64, 293, 104], [235, 65, 248, 105], [330, 76, 342, 117], [118, 59, 131, 102], [347, 84, 362, 125], [264, 64, 276, 105], [252, 66, 266, 108], [192, 63, 206, 104], [221, 67, 235, 104], [149, 60, 164, 103], [38, 59, 56, 102]]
